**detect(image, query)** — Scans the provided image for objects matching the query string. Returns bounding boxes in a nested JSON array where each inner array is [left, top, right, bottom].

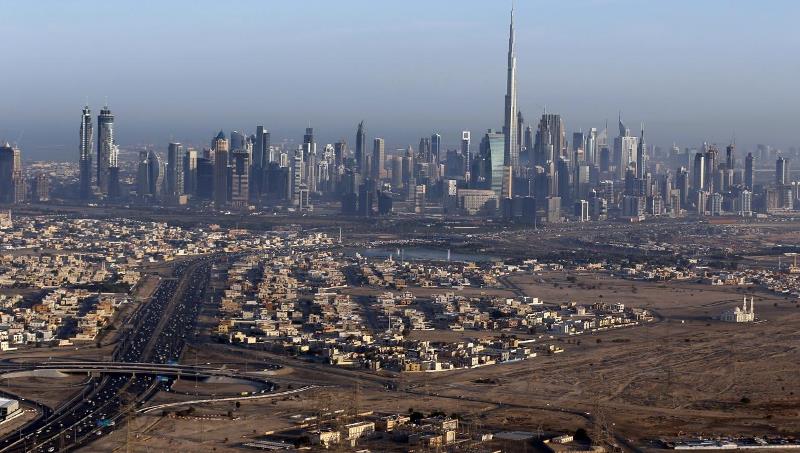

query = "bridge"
[[0, 361, 258, 381]]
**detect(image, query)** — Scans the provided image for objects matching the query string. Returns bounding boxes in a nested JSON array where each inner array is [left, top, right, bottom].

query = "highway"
[[0, 257, 214, 453]]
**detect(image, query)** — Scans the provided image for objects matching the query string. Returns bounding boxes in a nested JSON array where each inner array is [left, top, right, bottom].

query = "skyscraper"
[[693, 152, 705, 191], [183, 148, 198, 195], [726, 143, 736, 169], [533, 113, 566, 165], [480, 129, 505, 200], [146, 150, 163, 197], [230, 149, 250, 207], [213, 130, 229, 207], [613, 114, 638, 179], [461, 131, 471, 178], [79, 106, 93, 199], [516, 111, 526, 158], [96, 106, 115, 195], [253, 126, 269, 195], [636, 125, 646, 179], [572, 131, 586, 163], [355, 121, 367, 175], [776, 156, 790, 186], [0, 143, 24, 204], [431, 133, 442, 164], [167, 142, 185, 198], [253, 126, 267, 170], [418, 137, 431, 164], [585, 128, 597, 166], [503, 6, 518, 173], [230, 130, 246, 151], [372, 138, 385, 180], [745, 152, 754, 190]]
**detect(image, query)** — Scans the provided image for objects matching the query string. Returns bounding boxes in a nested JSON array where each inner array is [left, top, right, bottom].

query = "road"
[[0, 257, 214, 453]]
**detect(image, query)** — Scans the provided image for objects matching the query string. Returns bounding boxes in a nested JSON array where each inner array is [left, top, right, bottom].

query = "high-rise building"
[[461, 131, 471, 178], [334, 141, 347, 168], [480, 130, 505, 200], [230, 150, 250, 207], [391, 156, 403, 189], [586, 128, 597, 165], [726, 143, 736, 169], [776, 156, 790, 186], [253, 126, 267, 170], [136, 151, 149, 197], [572, 131, 586, 163], [533, 113, 566, 165], [253, 126, 270, 195], [303, 127, 317, 192], [183, 148, 198, 195], [96, 106, 115, 195], [574, 199, 589, 222], [738, 190, 752, 216], [704, 144, 719, 193], [636, 125, 646, 179], [146, 150, 163, 197], [613, 114, 638, 179], [31, 173, 49, 202], [710, 192, 724, 216], [167, 142, 184, 197], [693, 152, 705, 192], [213, 130, 230, 207], [517, 111, 526, 158], [196, 157, 214, 200], [523, 125, 533, 160], [745, 152, 755, 190], [291, 151, 303, 206], [230, 130, 246, 151], [372, 138, 385, 180], [418, 137, 431, 164], [503, 7, 518, 173], [355, 121, 367, 175], [79, 106, 93, 199], [431, 134, 442, 164], [546, 196, 561, 223], [0, 143, 24, 204]]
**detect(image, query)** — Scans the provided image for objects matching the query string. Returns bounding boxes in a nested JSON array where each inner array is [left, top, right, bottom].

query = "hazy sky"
[[3, 0, 799, 160]]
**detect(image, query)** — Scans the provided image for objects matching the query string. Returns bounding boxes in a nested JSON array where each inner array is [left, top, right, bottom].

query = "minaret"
[[503, 4, 518, 172]]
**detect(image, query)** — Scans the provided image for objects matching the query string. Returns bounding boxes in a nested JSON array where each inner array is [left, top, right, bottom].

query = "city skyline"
[[3, 0, 800, 159]]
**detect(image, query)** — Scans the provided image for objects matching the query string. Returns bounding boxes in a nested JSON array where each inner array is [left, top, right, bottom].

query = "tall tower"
[[79, 106, 93, 199], [503, 6, 518, 171], [167, 142, 185, 198], [431, 133, 442, 164], [96, 105, 114, 195], [0, 143, 24, 204], [213, 130, 229, 207], [745, 152, 754, 190], [776, 156, 790, 186], [372, 137, 385, 180], [461, 131, 471, 178], [636, 125, 646, 179], [355, 121, 367, 175]]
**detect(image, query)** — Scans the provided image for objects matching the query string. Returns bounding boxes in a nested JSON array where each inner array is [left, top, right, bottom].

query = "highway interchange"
[[0, 256, 229, 452]]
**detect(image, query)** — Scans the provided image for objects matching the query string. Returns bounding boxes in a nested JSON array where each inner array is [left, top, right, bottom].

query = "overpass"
[[0, 361, 262, 382]]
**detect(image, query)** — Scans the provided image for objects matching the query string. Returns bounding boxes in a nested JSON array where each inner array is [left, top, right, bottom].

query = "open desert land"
[[72, 272, 800, 451], [405, 272, 800, 442]]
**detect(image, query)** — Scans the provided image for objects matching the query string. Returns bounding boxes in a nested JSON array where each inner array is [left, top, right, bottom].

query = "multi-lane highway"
[[0, 257, 214, 452]]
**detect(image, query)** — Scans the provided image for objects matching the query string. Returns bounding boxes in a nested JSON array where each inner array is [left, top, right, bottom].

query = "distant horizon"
[[4, 0, 800, 160]]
